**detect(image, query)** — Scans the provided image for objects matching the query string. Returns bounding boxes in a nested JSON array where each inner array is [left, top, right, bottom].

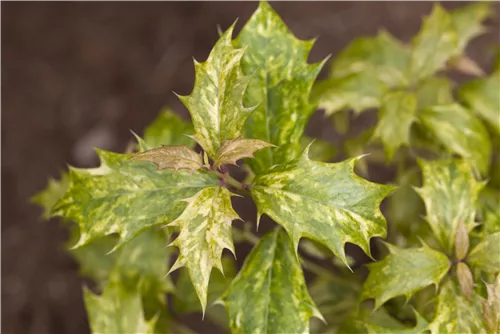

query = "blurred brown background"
[[2, 2, 499, 334]]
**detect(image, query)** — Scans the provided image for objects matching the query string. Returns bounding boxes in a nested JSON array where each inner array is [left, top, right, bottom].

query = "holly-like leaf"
[[329, 30, 410, 88], [409, 4, 458, 81], [459, 70, 500, 133], [360, 243, 450, 309], [364, 310, 429, 334], [450, 2, 491, 54], [213, 138, 274, 168], [138, 108, 195, 151], [167, 186, 239, 313], [31, 172, 70, 219], [313, 71, 386, 116], [428, 280, 487, 334], [468, 232, 500, 273], [300, 136, 337, 162], [236, 1, 325, 174], [52, 150, 218, 249], [177, 25, 253, 158], [84, 280, 156, 334], [418, 104, 491, 175], [250, 145, 394, 265], [132, 145, 203, 172], [223, 229, 323, 333], [415, 159, 484, 255], [414, 76, 454, 110], [373, 90, 417, 161]]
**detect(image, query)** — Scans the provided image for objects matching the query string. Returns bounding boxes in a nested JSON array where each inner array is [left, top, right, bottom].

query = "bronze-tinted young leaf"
[[213, 138, 274, 168], [415, 159, 484, 255], [178, 25, 253, 158], [409, 4, 458, 81], [373, 90, 417, 161], [132, 145, 203, 172], [360, 243, 450, 309], [84, 280, 156, 334], [31, 172, 70, 219], [364, 309, 429, 334], [483, 274, 500, 333], [167, 186, 239, 314], [223, 229, 323, 333], [468, 232, 500, 273], [418, 104, 491, 175], [457, 262, 474, 300], [250, 145, 394, 266], [455, 221, 470, 261], [52, 150, 218, 249], [459, 70, 500, 133], [428, 280, 487, 334], [236, 1, 325, 174]]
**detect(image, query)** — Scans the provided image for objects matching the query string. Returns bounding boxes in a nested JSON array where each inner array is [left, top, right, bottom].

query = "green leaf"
[[213, 138, 274, 168], [414, 76, 454, 110], [132, 145, 203, 172], [409, 4, 458, 81], [167, 186, 239, 313], [250, 145, 394, 265], [373, 90, 417, 161], [300, 136, 337, 162], [177, 25, 253, 158], [418, 104, 491, 175], [415, 159, 484, 254], [84, 280, 156, 334], [313, 71, 386, 116], [364, 310, 429, 334], [483, 274, 500, 333], [428, 280, 487, 334], [52, 150, 218, 249], [31, 172, 70, 219], [468, 232, 500, 273], [459, 70, 500, 133], [139, 109, 195, 151], [361, 243, 450, 309], [223, 229, 322, 333], [450, 2, 491, 54], [329, 31, 410, 87], [236, 1, 325, 174]]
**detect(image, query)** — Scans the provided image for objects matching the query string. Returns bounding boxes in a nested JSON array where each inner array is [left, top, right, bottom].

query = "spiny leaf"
[[236, 1, 325, 174], [313, 71, 386, 116], [451, 2, 492, 54], [417, 104, 491, 175], [414, 76, 454, 110], [300, 136, 337, 162], [409, 4, 458, 81], [31, 172, 70, 219], [329, 30, 410, 87], [223, 229, 323, 334], [137, 108, 195, 152], [178, 25, 253, 158], [428, 280, 487, 334], [132, 145, 203, 172], [364, 309, 429, 334], [167, 186, 239, 314], [213, 138, 274, 168], [468, 232, 500, 273], [459, 70, 500, 133], [84, 280, 156, 334], [415, 159, 484, 255], [250, 145, 394, 266], [373, 90, 417, 161], [52, 150, 218, 249], [361, 242, 449, 309]]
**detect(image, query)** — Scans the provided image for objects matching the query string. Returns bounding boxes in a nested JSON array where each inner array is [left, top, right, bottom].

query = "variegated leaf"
[[414, 76, 454, 110], [132, 145, 203, 172], [483, 274, 500, 333], [213, 138, 274, 168], [167, 186, 239, 313], [415, 159, 484, 255], [178, 25, 253, 158], [84, 280, 156, 334], [250, 145, 394, 266], [409, 4, 458, 81], [360, 243, 450, 309], [223, 229, 322, 333], [459, 70, 500, 133], [451, 2, 492, 54], [365, 310, 429, 334], [31, 172, 70, 219], [300, 136, 337, 162], [236, 1, 325, 174], [418, 104, 491, 175], [468, 232, 500, 273], [373, 90, 417, 161], [428, 280, 487, 334], [52, 150, 218, 249]]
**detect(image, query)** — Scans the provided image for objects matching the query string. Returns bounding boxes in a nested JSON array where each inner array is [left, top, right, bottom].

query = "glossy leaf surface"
[[213, 138, 274, 168]]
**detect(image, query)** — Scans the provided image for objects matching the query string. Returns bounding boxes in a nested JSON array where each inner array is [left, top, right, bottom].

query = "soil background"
[[2, 2, 499, 334]]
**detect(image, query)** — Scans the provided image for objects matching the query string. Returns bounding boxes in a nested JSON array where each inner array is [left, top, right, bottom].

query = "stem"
[[213, 170, 249, 194]]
